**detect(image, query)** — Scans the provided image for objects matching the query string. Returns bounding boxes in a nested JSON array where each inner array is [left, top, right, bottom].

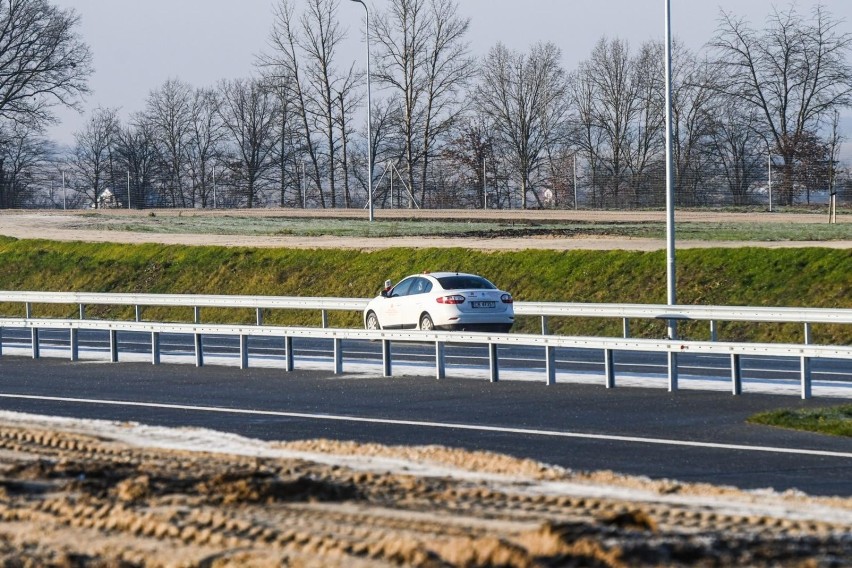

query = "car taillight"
[[437, 295, 465, 305], [501, 294, 514, 304]]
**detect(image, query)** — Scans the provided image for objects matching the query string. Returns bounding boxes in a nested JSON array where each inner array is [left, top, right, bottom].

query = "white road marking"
[[1, 392, 850, 459]]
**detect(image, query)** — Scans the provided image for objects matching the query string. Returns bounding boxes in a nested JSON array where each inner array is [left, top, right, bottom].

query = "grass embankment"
[[748, 405, 852, 437], [0, 237, 849, 343]]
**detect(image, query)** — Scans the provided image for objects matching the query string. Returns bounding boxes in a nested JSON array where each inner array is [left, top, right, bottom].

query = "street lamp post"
[[349, 0, 374, 222], [664, 0, 678, 391]]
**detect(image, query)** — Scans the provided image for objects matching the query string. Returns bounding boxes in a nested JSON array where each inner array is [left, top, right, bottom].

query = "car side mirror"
[[381, 289, 389, 298]]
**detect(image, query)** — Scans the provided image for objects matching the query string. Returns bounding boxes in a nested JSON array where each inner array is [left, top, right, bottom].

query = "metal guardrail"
[[1, 317, 850, 400], [1, 291, 850, 342]]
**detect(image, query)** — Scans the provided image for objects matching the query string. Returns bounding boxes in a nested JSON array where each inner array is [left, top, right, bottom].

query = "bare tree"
[[258, 0, 327, 208], [144, 79, 194, 207], [217, 79, 279, 208], [712, 4, 852, 205], [0, 121, 51, 207], [114, 114, 159, 208], [186, 88, 224, 208], [0, 0, 92, 126], [373, 0, 474, 207], [70, 108, 119, 208], [475, 42, 569, 209]]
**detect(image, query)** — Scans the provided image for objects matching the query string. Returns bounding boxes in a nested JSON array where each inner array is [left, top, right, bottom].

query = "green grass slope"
[[0, 237, 849, 344]]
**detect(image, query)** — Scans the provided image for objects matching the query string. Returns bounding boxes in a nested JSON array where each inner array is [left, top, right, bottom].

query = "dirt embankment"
[[0, 414, 849, 567], [0, 209, 850, 251]]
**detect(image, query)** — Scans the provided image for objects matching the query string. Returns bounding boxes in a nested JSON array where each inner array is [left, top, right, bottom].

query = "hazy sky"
[[48, 0, 852, 156]]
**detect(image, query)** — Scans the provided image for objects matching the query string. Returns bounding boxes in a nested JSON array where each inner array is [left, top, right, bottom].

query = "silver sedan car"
[[363, 272, 514, 332]]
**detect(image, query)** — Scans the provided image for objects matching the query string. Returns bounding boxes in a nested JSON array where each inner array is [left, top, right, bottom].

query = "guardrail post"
[[109, 329, 118, 363], [0, 327, 3, 357], [731, 354, 742, 395], [668, 352, 678, 392], [489, 344, 499, 383], [135, 305, 142, 322], [321, 310, 329, 329], [800, 356, 812, 399], [70, 328, 78, 361], [545, 346, 556, 385], [804, 323, 812, 345], [239, 335, 248, 369], [284, 336, 294, 372], [256, 308, 263, 326], [31, 327, 39, 359], [382, 340, 392, 377], [622, 318, 630, 338], [435, 342, 445, 380], [541, 316, 549, 335], [194, 334, 203, 367], [710, 320, 718, 342], [333, 338, 343, 374], [79, 304, 85, 319], [151, 332, 160, 365], [604, 348, 615, 388], [25, 302, 32, 319], [193, 306, 201, 324]]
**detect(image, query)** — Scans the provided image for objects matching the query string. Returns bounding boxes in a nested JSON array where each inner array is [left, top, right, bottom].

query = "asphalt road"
[[0, 356, 850, 497]]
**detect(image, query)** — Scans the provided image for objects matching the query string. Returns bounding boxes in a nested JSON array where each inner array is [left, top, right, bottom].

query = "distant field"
[[70, 213, 852, 241]]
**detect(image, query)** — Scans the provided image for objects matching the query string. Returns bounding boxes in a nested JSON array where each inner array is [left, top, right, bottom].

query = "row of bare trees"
[[2, 0, 851, 209]]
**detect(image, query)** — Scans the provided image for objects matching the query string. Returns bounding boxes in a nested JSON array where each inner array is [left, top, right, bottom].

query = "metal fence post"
[[25, 302, 32, 319], [545, 346, 556, 385], [731, 353, 742, 395], [135, 305, 142, 322], [322, 310, 329, 329], [193, 306, 201, 324], [435, 341, 446, 380], [31, 328, 39, 359], [70, 328, 78, 361], [382, 339, 392, 377], [804, 323, 812, 345], [541, 316, 549, 335], [256, 308, 263, 326], [109, 329, 118, 363], [801, 356, 812, 399], [239, 335, 248, 369], [284, 336, 294, 372], [710, 320, 718, 342], [151, 332, 160, 365], [333, 338, 343, 374], [194, 334, 203, 367], [79, 304, 86, 319], [604, 348, 615, 388], [489, 343, 499, 383], [622, 318, 630, 338]]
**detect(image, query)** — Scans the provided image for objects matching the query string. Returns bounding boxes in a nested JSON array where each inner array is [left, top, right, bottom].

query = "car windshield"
[[436, 275, 497, 290]]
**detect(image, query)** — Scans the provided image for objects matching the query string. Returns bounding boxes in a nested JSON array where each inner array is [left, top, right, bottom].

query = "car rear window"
[[436, 275, 496, 290]]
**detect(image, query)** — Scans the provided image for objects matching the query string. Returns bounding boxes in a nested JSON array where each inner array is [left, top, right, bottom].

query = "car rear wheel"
[[419, 313, 434, 331], [365, 311, 381, 331]]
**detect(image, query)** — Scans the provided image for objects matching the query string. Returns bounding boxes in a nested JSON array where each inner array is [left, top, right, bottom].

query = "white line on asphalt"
[[1, 392, 850, 459]]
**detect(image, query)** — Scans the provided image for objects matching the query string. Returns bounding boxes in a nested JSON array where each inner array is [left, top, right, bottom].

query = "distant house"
[[97, 188, 120, 209]]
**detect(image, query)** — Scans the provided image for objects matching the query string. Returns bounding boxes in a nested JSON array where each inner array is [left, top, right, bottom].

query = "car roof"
[[407, 272, 479, 279]]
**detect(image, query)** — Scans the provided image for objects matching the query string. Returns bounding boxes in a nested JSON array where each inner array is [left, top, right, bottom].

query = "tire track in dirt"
[[0, 423, 849, 567]]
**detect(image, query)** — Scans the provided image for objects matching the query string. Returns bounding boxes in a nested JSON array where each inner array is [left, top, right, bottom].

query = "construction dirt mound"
[[0, 413, 849, 567]]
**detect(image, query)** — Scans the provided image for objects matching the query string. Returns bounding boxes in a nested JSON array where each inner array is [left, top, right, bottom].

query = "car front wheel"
[[419, 313, 434, 331], [365, 311, 381, 331]]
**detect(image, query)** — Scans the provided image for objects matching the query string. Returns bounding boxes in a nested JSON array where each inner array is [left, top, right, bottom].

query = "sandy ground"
[[0, 209, 850, 251], [0, 411, 849, 567]]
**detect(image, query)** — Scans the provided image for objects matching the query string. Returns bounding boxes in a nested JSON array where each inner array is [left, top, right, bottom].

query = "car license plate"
[[471, 301, 495, 308]]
